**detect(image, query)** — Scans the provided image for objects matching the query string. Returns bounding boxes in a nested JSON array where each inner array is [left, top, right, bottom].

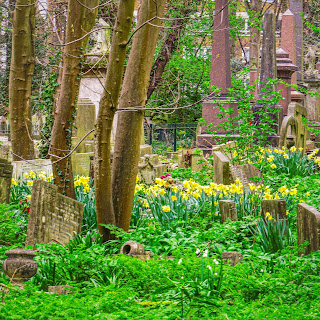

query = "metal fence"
[[144, 123, 198, 152]]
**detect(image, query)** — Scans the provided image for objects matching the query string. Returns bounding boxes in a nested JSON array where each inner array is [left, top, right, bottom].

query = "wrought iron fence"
[[144, 123, 198, 152]]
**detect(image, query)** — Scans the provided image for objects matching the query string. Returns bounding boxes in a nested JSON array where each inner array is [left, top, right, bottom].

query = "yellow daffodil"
[[11, 178, 18, 186], [192, 192, 200, 199], [290, 146, 296, 152], [182, 193, 189, 200], [24, 173, 29, 179], [171, 195, 177, 201], [159, 189, 166, 196], [83, 186, 90, 193], [27, 195, 32, 201], [283, 154, 289, 159], [289, 188, 297, 196], [27, 180, 33, 186], [249, 183, 256, 191], [161, 205, 170, 213], [270, 163, 276, 169]]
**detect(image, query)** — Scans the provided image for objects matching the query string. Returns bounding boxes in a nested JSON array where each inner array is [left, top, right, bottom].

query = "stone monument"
[[12, 159, 52, 179], [26, 180, 84, 246], [197, 0, 237, 151], [261, 199, 287, 222]]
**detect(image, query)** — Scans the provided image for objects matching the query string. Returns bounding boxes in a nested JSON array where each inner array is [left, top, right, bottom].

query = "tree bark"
[[9, 0, 35, 161], [112, 0, 167, 232], [94, 0, 135, 241], [50, 0, 98, 198]]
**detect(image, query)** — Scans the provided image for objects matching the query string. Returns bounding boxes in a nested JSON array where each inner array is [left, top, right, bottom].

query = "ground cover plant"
[[1, 150, 320, 319]]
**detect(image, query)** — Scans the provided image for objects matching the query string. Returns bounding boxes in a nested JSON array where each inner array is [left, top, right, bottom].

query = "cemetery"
[[2, 0, 320, 319]]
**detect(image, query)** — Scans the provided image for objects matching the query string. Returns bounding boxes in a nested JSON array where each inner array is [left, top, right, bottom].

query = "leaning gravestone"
[[0, 159, 13, 204], [26, 180, 84, 246], [213, 151, 233, 185], [261, 199, 287, 221], [230, 163, 263, 190], [297, 203, 320, 254], [12, 159, 52, 179], [219, 200, 237, 223]]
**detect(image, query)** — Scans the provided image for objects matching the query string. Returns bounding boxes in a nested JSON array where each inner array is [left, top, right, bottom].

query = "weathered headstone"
[[261, 199, 287, 221], [12, 159, 52, 179], [26, 180, 84, 246], [297, 203, 320, 254], [213, 151, 232, 185], [230, 163, 263, 190], [219, 200, 237, 223], [138, 154, 168, 184], [71, 98, 95, 176], [0, 159, 13, 204]]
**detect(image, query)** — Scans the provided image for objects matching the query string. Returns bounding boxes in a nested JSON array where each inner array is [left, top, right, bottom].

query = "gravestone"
[[71, 98, 95, 177], [230, 163, 263, 190], [213, 151, 232, 185], [219, 200, 237, 223], [297, 203, 320, 254], [12, 159, 52, 179], [26, 180, 84, 246], [0, 159, 13, 204], [197, 0, 237, 149], [261, 199, 287, 221], [138, 154, 168, 184]]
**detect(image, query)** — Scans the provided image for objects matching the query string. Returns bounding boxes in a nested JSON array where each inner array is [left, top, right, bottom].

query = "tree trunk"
[[94, 0, 135, 241], [112, 0, 167, 232], [50, 0, 98, 198], [9, 0, 35, 161]]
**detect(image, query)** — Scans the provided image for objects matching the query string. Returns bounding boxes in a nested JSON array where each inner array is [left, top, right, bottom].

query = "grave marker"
[[26, 180, 84, 246], [12, 159, 52, 179], [230, 163, 263, 190], [213, 151, 232, 185], [219, 200, 237, 223], [297, 203, 320, 254], [261, 199, 287, 221], [0, 159, 13, 204]]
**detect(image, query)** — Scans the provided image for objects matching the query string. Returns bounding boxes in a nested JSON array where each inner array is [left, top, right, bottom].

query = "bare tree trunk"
[[147, 2, 194, 101], [9, 0, 35, 161], [50, 0, 98, 198], [112, 0, 167, 232], [94, 0, 135, 241]]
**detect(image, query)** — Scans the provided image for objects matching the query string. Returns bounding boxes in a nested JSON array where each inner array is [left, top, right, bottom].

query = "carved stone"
[[26, 180, 84, 246], [222, 251, 243, 266], [213, 151, 232, 185], [120, 241, 152, 261], [3, 248, 37, 284]]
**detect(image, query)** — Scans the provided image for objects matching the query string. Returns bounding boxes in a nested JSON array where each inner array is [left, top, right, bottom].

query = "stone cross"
[[26, 180, 84, 246], [261, 199, 287, 221], [0, 159, 13, 204], [289, 0, 303, 81], [297, 203, 320, 254], [219, 200, 237, 223]]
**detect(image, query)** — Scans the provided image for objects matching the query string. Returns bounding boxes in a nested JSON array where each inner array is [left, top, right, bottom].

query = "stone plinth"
[[276, 48, 298, 115]]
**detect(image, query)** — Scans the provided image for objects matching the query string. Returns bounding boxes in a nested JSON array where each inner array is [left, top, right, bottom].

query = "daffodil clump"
[[132, 174, 308, 228], [74, 176, 91, 194], [259, 146, 318, 177]]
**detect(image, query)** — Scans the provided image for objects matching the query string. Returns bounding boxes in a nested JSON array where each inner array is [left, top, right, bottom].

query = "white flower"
[[178, 258, 183, 265], [260, 269, 263, 272], [213, 259, 219, 265], [214, 273, 218, 276], [202, 249, 208, 258], [207, 265, 212, 271], [196, 248, 200, 255]]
